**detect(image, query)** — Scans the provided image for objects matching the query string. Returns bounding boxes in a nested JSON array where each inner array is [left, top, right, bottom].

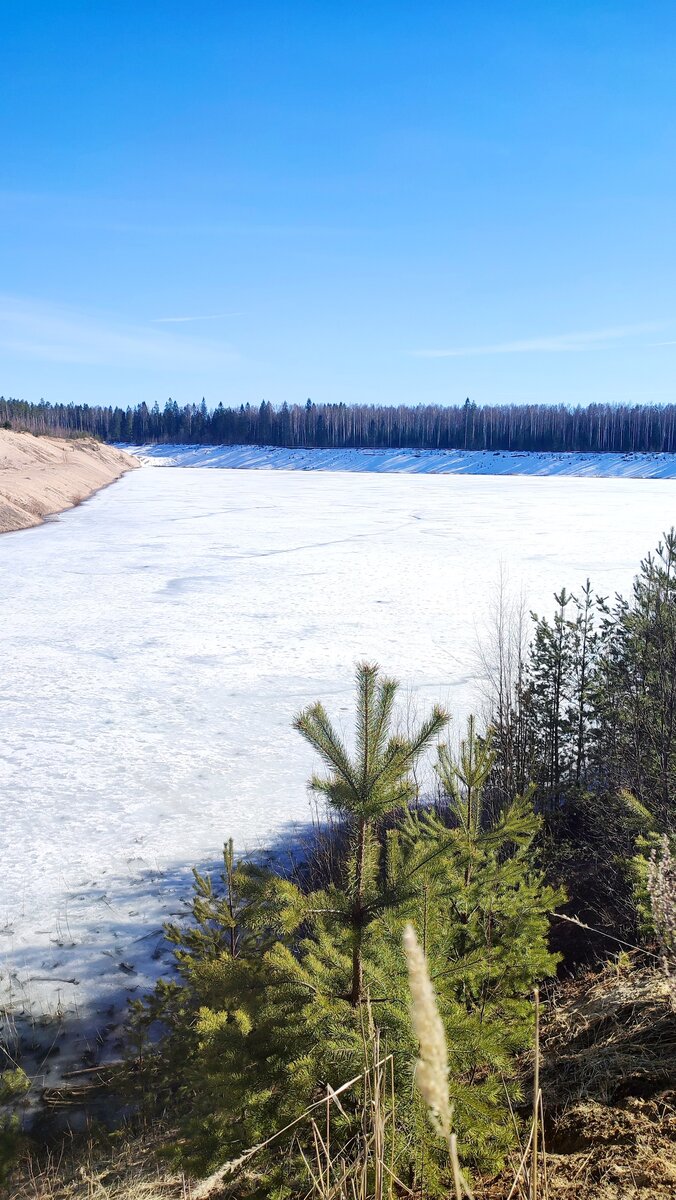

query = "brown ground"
[[544, 1095, 676, 1199], [0, 430, 138, 533], [493, 964, 676, 1200]]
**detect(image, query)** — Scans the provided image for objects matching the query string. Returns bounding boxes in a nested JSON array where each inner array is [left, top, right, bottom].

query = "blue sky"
[[2, 1, 676, 409]]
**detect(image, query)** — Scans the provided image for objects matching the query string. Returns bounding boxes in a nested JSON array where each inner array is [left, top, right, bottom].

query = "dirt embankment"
[[0, 430, 139, 534], [529, 966, 675, 1199]]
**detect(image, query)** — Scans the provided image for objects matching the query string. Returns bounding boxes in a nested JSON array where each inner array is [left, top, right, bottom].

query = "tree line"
[[3, 394, 676, 454]]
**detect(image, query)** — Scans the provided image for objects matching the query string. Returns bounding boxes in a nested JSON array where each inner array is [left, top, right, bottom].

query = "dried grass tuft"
[[539, 965, 676, 1108], [6, 1127, 191, 1200]]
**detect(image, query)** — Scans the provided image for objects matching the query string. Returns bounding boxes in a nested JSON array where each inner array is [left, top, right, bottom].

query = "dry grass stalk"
[[505, 1124, 535, 1200], [537, 1092, 549, 1200], [299, 1011, 397, 1200], [531, 988, 540, 1200], [191, 1048, 395, 1199], [449, 1133, 475, 1200]]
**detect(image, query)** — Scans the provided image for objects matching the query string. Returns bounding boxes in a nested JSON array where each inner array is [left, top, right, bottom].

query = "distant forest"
[[3, 395, 676, 454]]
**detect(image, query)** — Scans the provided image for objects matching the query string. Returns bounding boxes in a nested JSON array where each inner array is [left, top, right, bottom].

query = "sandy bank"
[[0, 429, 139, 533]]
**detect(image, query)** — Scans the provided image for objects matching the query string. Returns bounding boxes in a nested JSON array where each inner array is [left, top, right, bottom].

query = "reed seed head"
[[403, 922, 452, 1143]]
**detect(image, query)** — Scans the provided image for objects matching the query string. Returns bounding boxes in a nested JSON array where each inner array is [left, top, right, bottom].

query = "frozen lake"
[[0, 467, 673, 1051]]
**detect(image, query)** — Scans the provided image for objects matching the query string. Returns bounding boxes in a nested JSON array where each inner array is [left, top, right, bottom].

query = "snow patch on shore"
[[126, 443, 676, 478]]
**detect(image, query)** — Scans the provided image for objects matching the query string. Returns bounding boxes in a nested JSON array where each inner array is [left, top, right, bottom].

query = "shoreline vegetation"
[[0, 430, 138, 534], [3, 533, 676, 1198]]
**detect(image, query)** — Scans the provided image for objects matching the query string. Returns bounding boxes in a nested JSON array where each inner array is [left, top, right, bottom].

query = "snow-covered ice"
[[128, 442, 676, 478], [0, 465, 674, 1080]]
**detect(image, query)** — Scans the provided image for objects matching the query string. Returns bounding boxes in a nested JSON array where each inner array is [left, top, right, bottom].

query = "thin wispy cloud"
[[152, 312, 242, 324], [411, 322, 669, 359], [0, 296, 239, 370]]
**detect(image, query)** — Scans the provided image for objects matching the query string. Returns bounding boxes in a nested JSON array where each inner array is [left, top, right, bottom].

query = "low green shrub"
[[127, 666, 561, 1197]]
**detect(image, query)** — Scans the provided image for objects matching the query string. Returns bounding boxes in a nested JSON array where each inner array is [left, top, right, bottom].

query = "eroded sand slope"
[[0, 429, 138, 533]]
